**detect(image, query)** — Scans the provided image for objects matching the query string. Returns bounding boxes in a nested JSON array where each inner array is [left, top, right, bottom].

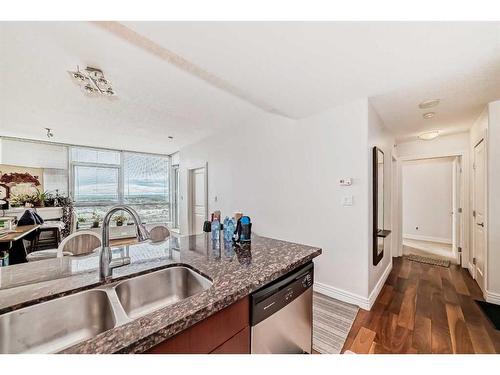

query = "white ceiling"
[[0, 22, 265, 154], [1, 22, 499, 152]]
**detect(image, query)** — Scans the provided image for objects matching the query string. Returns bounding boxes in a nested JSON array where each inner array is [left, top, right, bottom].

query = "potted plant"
[[43, 191, 56, 207], [113, 214, 127, 226], [91, 210, 101, 228], [56, 194, 74, 238], [9, 193, 37, 207], [77, 215, 86, 230], [34, 189, 48, 207]]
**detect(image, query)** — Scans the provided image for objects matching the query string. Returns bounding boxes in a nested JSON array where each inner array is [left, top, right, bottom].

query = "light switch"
[[342, 195, 353, 206]]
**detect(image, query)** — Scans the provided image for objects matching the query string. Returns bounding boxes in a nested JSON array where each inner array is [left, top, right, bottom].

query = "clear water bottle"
[[228, 217, 237, 242], [211, 218, 220, 241], [223, 217, 230, 241]]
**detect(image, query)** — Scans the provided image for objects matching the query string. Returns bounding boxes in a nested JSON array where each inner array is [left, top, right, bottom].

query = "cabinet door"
[[211, 327, 250, 354], [145, 297, 249, 354]]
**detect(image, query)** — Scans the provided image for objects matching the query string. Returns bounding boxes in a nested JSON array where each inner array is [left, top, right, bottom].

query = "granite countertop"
[[0, 234, 321, 353]]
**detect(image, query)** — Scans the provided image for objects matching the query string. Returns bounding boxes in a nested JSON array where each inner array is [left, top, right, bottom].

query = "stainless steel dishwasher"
[[250, 262, 313, 354]]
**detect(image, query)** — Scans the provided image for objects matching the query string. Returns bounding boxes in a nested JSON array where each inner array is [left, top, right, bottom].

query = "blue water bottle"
[[236, 216, 252, 242]]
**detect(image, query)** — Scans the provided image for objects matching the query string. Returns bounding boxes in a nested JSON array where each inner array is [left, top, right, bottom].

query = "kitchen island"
[[0, 234, 321, 354]]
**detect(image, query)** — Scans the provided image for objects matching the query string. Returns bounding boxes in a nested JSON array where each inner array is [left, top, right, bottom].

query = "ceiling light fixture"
[[418, 130, 440, 141], [45, 128, 54, 139], [422, 112, 436, 119], [418, 99, 440, 109], [68, 66, 116, 97]]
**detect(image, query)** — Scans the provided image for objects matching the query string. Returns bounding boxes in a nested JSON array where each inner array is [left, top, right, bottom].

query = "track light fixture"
[[45, 127, 54, 139]]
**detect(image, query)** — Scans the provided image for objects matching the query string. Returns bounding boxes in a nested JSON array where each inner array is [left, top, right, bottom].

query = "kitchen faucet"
[[99, 205, 150, 282]]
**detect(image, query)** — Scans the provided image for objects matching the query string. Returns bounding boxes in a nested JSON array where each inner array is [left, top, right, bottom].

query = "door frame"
[[396, 150, 468, 267], [171, 164, 180, 229], [187, 163, 208, 235], [451, 156, 464, 265], [391, 153, 403, 257], [472, 136, 488, 291]]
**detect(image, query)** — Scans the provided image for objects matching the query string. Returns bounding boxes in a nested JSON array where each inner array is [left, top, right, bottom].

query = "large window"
[[123, 152, 169, 204], [71, 147, 170, 225], [74, 166, 120, 203]]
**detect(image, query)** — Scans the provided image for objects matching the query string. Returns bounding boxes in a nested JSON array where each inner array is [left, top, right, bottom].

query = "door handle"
[[477, 222, 484, 227]]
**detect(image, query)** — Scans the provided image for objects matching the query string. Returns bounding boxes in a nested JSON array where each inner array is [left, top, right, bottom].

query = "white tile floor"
[[402, 238, 457, 263]]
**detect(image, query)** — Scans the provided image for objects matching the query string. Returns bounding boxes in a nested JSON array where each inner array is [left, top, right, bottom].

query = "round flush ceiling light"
[[418, 130, 440, 141], [422, 112, 436, 119], [419, 99, 440, 109]]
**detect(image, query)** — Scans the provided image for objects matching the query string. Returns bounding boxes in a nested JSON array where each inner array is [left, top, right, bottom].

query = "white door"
[[189, 167, 206, 235], [473, 140, 486, 292], [451, 157, 462, 265]]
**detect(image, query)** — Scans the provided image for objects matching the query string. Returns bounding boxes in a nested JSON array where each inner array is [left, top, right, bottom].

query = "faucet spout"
[[99, 205, 150, 282]]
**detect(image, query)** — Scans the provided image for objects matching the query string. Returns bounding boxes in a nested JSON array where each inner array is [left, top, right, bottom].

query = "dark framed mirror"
[[373, 147, 391, 266]]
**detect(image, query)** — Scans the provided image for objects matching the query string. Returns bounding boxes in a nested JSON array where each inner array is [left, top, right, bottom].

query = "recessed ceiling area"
[[1, 21, 499, 152]]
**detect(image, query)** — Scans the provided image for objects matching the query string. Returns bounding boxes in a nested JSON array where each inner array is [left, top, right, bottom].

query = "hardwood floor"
[[342, 257, 500, 354]]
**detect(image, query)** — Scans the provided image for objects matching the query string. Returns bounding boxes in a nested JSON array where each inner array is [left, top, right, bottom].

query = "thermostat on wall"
[[339, 178, 352, 186]]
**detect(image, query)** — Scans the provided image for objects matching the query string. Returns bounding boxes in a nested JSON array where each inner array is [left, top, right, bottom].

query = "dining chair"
[[31, 221, 65, 251], [149, 224, 170, 243], [26, 231, 101, 262]]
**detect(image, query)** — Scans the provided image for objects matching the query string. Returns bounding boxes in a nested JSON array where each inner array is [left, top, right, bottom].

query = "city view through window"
[[71, 147, 170, 226]]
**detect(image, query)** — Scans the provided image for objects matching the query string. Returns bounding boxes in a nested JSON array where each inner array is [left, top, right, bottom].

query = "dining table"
[[0, 224, 41, 266]]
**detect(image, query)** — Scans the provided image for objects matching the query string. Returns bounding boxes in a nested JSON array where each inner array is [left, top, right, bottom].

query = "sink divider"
[[97, 284, 132, 327]]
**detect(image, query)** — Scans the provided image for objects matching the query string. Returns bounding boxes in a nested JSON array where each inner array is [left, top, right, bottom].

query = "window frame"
[[169, 163, 180, 229]]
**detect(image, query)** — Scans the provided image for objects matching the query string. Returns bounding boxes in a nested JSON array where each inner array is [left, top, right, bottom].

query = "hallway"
[[342, 257, 500, 353]]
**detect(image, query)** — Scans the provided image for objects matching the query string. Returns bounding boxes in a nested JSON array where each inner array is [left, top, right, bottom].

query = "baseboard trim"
[[367, 261, 393, 310], [467, 262, 475, 278], [313, 262, 392, 311], [314, 283, 370, 310], [485, 290, 500, 305], [403, 234, 452, 245]]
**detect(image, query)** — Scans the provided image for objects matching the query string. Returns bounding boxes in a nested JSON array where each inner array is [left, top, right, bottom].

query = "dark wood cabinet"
[[211, 327, 250, 354], [145, 296, 250, 354]]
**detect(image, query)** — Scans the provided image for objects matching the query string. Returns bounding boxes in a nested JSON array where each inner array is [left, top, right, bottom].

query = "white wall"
[[0, 138, 68, 169], [170, 152, 180, 166], [0, 138, 69, 194], [470, 109, 488, 149], [367, 102, 394, 295], [465, 101, 500, 304], [487, 101, 500, 299], [179, 98, 395, 309], [397, 132, 470, 158], [402, 158, 454, 243]]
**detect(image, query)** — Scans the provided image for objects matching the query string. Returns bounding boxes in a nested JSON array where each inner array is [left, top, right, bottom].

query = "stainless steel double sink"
[[0, 266, 212, 354]]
